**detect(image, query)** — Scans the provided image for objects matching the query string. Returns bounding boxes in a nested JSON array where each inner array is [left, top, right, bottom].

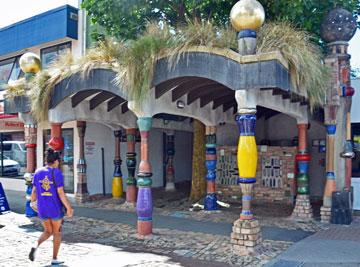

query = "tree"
[[82, 0, 360, 41], [189, 119, 207, 202]]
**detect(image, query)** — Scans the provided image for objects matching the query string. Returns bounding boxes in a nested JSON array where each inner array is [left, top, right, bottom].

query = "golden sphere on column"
[[230, 0, 265, 31], [19, 52, 41, 74]]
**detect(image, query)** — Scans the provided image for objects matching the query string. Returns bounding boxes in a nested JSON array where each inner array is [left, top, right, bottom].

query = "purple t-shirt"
[[33, 167, 64, 219]]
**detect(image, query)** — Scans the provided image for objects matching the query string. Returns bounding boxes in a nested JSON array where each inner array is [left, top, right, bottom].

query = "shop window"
[[43, 129, 74, 193], [352, 123, 360, 177], [0, 56, 23, 86], [41, 42, 71, 69]]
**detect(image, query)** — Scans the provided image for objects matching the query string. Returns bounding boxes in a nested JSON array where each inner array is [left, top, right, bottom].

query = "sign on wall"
[[85, 141, 96, 155], [0, 121, 24, 131]]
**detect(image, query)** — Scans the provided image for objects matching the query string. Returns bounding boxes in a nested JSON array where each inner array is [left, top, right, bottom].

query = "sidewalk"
[[266, 220, 360, 266]]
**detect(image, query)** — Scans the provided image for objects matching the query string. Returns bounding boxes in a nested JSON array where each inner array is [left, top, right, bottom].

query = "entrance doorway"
[[43, 129, 74, 193]]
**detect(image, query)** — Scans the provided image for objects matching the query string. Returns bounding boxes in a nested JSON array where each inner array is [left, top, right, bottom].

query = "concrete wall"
[[85, 122, 115, 195]]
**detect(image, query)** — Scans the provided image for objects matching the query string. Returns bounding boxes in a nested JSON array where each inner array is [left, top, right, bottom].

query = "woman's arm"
[[30, 186, 36, 202], [57, 187, 74, 218]]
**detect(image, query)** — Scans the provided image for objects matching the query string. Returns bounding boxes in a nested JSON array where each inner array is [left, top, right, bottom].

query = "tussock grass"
[[12, 21, 329, 121], [257, 22, 329, 108]]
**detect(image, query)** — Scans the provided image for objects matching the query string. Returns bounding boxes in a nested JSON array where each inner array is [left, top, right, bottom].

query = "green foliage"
[[82, 0, 360, 42]]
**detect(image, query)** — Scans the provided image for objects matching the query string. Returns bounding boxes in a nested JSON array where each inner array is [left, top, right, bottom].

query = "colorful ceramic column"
[[49, 123, 64, 152], [165, 131, 175, 191], [136, 117, 153, 236], [126, 128, 137, 204], [204, 126, 217, 210], [76, 121, 88, 202], [24, 123, 37, 217], [292, 124, 313, 219], [19, 53, 41, 217], [236, 114, 257, 219], [296, 124, 311, 194], [112, 130, 123, 198], [320, 124, 337, 222], [320, 7, 357, 221]]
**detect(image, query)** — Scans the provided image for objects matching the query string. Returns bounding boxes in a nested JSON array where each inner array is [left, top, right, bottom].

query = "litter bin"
[[331, 191, 352, 225]]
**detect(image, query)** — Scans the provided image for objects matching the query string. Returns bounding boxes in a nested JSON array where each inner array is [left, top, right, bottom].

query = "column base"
[[75, 193, 89, 204], [231, 219, 262, 256], [320, 206, 331, 223], [291, 195, 313, 220], [126, 185, 137, 203], [165, 182, 175, 191], [204, 193, 218, 211], [137, 220, 152, 236]]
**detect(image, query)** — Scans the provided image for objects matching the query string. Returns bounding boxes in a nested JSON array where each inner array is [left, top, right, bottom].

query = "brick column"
[[136, 117, 153, 236], [204, 126, 218, 210], [126, 128, 137, 204], [165, 130, 175, 191], [292, 124, 313, 219], [112, 130, 123, 198], [75, 121, 88, 203]]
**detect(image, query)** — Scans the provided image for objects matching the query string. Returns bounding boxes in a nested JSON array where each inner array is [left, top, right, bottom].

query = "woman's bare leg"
[[51, 219, 63, 260], [38, 220, 53, 247]]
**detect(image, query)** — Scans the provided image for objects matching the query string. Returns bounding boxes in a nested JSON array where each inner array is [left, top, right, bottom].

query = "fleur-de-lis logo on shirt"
[[41, 176, 51, 191]]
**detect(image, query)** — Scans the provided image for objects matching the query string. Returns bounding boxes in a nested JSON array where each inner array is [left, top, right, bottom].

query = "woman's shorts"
[[39, 215, 64, 221]]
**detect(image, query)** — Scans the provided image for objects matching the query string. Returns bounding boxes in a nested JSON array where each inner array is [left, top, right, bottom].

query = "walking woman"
[[29, 148, 74, 265]]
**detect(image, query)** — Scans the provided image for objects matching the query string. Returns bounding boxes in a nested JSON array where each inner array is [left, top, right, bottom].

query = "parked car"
[[2, 141, 26, 167], [0, 155, 21, 176]]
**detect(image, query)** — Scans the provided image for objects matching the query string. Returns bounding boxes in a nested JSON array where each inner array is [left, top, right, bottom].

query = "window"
[[0, 56, 23, 86], [352, 123, 360, 177], [41, 42, 71, 69]]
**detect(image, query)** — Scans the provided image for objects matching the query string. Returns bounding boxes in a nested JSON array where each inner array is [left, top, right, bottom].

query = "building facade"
[[1, 1, 357, 254]]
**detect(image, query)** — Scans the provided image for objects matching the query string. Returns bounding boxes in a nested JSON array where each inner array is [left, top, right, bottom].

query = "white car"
[[0, 155, 21, 176]]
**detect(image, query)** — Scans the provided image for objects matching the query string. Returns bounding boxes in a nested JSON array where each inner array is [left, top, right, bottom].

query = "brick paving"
[[0, 212, 292, 267]]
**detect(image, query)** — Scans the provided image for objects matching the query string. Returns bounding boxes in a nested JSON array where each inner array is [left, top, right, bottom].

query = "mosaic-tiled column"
[[292, 124, 313, 219], [112, 130, 123, 198], [25, 124, 37, 174], [320, 124, 337, 222], [24, 124, 37, 217], [136, 117, 153, 236], [236, 114, 257, 219], [204, 126, 217, 210], [126, 128, 137, 204], [165, 131, 175, 191], [75, 121, 88, 203]]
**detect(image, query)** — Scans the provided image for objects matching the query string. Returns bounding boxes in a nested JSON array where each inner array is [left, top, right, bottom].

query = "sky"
[[0, 0, 359, 69]]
